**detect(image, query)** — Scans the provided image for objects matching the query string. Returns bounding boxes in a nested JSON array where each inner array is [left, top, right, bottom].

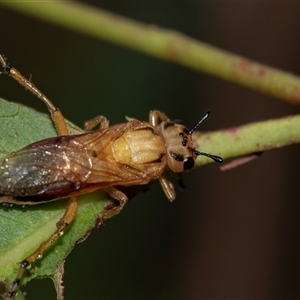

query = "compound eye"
[[183, 157, 194, 170]]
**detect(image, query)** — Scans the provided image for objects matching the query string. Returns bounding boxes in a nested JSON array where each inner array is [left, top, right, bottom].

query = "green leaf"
[[0, 98, 110, 291]]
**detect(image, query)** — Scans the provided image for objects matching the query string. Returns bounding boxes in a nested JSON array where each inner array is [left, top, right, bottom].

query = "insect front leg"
[[158, 174, 176, 201], [84, 116, 110, 131], [149, 110, 170, 127], [0, 54, 69, 136], [102, 187, 128, 219], [5, 197, 78, 300], [149, 111, 177, 201]]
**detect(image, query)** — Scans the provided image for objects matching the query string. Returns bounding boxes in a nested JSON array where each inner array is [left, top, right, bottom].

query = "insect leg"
[[0, 54, 69, 136], [4, 197, 78, 300], [149, 110, 170, 127], [102, 187, 128, 219], [149, 111, 177, 201], [84, 116, 110, 131], [158, 174, 176, 201]]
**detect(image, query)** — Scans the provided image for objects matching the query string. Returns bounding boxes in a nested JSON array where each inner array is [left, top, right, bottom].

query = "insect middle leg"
[[84, 116, 110, 131], [5, 197, 78, 300], [102, 187, 129, 219]]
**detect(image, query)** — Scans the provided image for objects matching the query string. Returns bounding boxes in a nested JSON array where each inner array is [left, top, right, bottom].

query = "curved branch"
[[1, 1, 300, 105]]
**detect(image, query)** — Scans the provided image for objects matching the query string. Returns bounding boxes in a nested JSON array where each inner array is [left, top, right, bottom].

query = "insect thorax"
[[112, 122, 167, 175]]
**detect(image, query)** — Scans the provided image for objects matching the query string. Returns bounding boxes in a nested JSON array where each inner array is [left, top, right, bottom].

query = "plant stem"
[[195, 114, 300, 166], [1, 1, 300, 105]]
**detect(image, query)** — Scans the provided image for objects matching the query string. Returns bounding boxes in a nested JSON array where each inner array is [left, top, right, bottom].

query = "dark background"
[[0, 2, 300, 299]]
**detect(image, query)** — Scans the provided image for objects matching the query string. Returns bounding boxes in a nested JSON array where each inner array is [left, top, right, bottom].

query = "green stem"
[[195, 114, 300, 166], [1, 1, 300, 105]]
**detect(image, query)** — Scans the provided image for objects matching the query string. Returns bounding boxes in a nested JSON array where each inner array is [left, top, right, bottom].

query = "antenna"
[[195, 150, 223, 163], [189, 111, 210, 134], [190, 111, 223, 163]]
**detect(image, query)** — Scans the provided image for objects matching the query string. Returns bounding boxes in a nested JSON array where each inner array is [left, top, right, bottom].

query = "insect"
[[0, 54, 222, 299]]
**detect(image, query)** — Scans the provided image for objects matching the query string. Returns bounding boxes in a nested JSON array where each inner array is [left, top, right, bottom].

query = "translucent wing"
[[0, 121, 155, 202], [0, 135, 96, 198]]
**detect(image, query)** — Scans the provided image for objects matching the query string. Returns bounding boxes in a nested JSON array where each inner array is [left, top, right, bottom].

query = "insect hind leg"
[[0, 54, 69, 136], [4, 197, 78, 300]]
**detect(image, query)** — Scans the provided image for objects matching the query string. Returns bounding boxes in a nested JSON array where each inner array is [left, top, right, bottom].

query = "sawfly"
[[0, 54, 222, 299]]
